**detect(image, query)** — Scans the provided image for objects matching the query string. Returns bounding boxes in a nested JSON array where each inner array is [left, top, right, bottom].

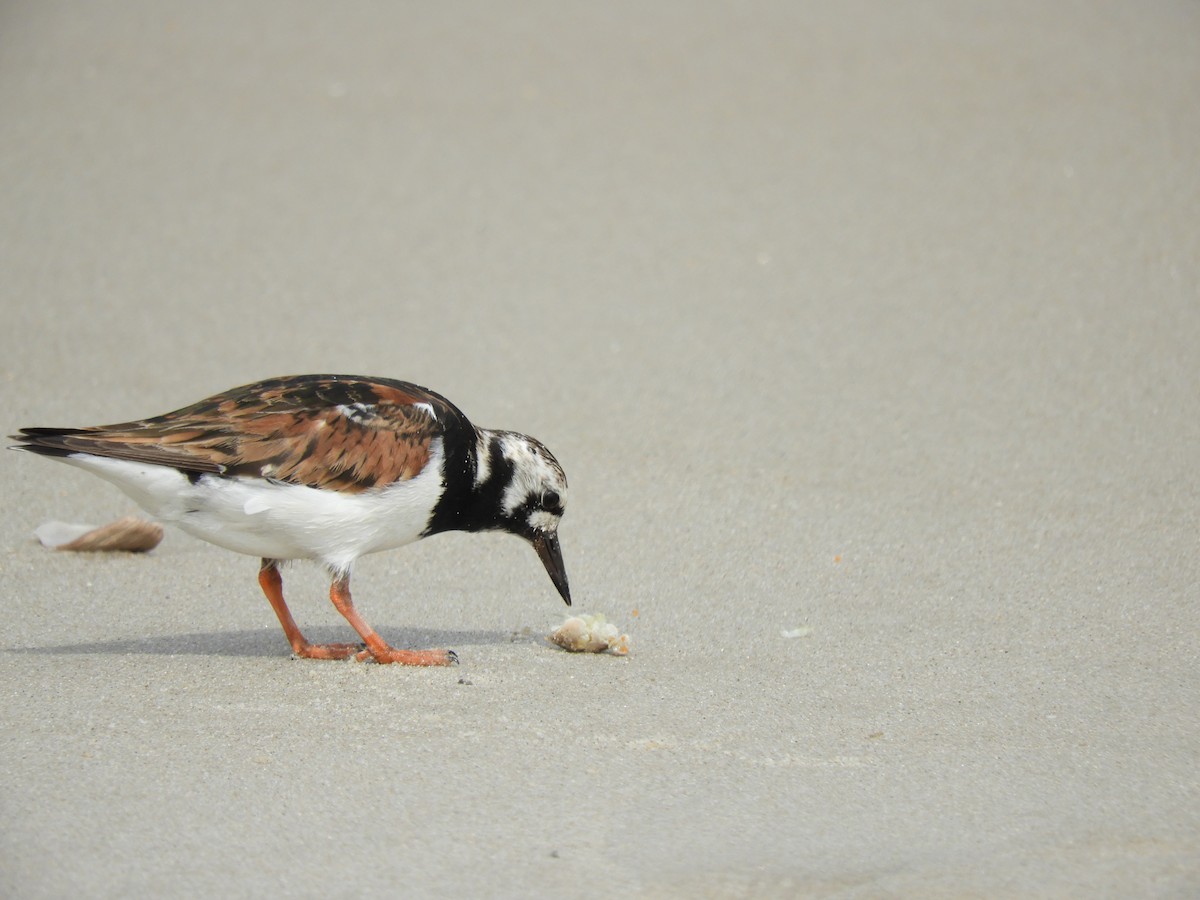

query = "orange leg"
[[326, 573, 458, 666], [257, 560, 363, 660]]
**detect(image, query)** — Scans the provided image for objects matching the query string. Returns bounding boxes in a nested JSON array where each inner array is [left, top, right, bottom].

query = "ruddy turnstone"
[[11, 374, 571, 666]]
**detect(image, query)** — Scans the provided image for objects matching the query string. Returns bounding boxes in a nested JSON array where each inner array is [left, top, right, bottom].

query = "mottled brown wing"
[[14, 375, 454, 493]]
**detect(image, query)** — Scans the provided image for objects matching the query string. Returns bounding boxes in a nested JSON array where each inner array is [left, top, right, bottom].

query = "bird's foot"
[[290, 642, 366, 661], [356, 646, 459, 666]]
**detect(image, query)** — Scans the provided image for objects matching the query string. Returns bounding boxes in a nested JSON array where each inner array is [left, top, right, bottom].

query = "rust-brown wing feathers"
[[13, 376, 457, 493]]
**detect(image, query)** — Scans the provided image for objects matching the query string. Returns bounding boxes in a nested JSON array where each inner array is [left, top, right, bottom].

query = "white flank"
[[59, 438, 447, 571]]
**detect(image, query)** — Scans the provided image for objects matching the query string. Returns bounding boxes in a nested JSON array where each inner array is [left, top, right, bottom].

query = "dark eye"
[[542, 490, 560, 509]]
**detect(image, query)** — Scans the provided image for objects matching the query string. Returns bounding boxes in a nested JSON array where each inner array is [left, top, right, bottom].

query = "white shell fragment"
[[549, 614, 629, 655], [780, 626, 812, 639], [35, 516, 164, 553]]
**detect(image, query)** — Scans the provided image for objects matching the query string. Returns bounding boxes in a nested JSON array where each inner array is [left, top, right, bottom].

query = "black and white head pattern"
[[484, 431, 568, 537]]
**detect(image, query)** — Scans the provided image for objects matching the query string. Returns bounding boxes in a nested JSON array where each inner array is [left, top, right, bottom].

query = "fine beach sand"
[[2, 2, 1197, 896]]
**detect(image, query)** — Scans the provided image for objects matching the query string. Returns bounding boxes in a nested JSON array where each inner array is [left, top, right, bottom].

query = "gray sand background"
[[2, 2, 1197, 896]]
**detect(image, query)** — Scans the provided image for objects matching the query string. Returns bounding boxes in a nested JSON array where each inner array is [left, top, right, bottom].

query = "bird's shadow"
[[5, 625, 538, 658]]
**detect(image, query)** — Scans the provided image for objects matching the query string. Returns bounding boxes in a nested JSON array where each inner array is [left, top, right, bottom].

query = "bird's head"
[[486, 431, 571, 606]]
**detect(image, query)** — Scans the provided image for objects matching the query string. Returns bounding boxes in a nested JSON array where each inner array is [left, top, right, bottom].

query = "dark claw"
[[447, 649, 459, 665]]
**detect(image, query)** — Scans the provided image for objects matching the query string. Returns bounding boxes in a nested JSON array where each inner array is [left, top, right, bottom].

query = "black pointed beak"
[[532, 531, 571, 606]]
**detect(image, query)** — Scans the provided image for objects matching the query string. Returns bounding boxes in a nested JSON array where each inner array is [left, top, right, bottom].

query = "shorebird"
[[11, 374, 571, 665]]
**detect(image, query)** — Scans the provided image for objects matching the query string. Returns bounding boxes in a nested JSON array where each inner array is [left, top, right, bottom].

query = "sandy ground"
[[2, 2, 1198, 897]]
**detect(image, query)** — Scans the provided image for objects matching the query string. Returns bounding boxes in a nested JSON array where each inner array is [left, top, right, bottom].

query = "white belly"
[[58, 439, 447, 572]]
